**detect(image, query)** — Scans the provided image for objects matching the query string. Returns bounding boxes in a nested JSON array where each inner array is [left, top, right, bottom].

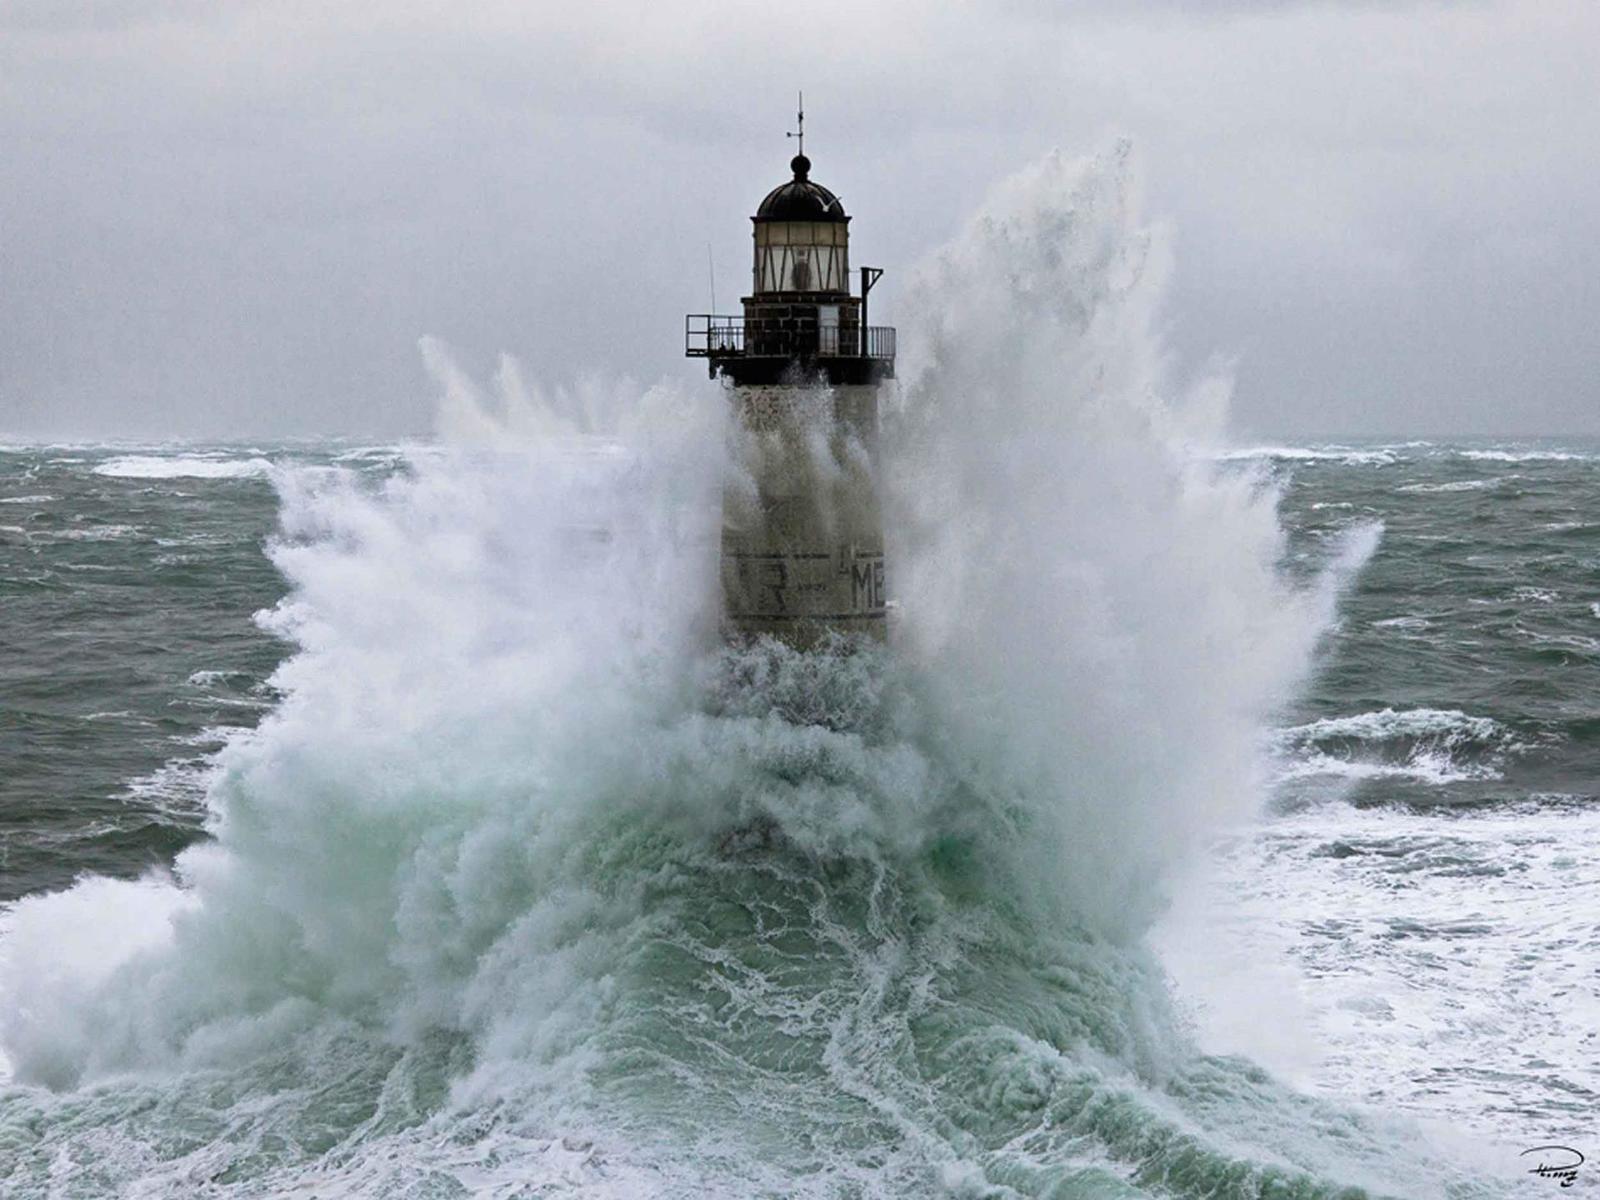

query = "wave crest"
[[1275, 707, 1527, 786], [92, 455, 275, 479]]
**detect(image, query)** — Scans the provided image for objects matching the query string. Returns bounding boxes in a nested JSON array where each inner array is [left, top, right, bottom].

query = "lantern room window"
[[753, 221, 850, 294]]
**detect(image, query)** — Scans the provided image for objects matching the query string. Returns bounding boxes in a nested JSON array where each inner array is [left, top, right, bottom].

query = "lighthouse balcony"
[[685, 314, 896, 385]]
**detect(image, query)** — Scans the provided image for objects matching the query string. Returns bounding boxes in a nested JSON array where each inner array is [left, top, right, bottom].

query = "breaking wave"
[[92, 454, 276, 480], [1214, 445, 1400, 467], [1275, 708, 1528, 787], [0, 145, 1505, 1197], [1455, 448, 1594, 464]]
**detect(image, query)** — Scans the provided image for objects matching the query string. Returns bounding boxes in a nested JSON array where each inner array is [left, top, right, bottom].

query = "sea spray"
[[889, 143, 1338, 938], [0, 145, 1502, 1197]]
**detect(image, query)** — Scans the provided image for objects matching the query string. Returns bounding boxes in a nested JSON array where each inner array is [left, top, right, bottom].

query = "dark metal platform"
[[686, 314, 896, 385]]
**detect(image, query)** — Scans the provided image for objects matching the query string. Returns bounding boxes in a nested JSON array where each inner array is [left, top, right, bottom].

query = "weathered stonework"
[[721, 383, 886, 645]]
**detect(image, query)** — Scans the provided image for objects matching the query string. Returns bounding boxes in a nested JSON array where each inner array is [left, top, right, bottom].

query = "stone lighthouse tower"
[[686, 118, 895, 646]]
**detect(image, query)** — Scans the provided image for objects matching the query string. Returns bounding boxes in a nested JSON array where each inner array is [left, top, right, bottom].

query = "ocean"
[[1, 152, 1594, 1197]]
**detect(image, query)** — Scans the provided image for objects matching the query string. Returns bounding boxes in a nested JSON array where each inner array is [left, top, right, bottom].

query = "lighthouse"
[[686, 111, 895, 646]]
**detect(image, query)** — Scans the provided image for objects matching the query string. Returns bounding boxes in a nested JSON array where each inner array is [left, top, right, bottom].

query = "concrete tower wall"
[[721, 383, 886, 644]]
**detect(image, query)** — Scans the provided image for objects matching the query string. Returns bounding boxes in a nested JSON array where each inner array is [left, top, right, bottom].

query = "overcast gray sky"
[[3, 1, 1596, 440]]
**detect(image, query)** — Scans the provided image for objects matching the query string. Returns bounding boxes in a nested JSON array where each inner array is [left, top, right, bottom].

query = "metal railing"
[[686, 315, 895, 361], [859, 325, 896, 360], [686, 315, 746, 356]]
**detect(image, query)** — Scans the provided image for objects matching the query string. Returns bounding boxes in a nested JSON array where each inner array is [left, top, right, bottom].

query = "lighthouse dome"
[[754, 156, 848, 222]]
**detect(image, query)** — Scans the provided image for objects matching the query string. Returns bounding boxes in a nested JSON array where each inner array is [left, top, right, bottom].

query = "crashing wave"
[[0, 145, 1498, 1198]]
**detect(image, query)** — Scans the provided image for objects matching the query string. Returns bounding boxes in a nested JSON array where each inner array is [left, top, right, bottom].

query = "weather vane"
[[786, 91, 804, 158]]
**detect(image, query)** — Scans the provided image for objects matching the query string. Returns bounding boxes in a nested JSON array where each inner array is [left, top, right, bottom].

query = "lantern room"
[[685, 140, 894, 388], [752, 156, 850, 295]]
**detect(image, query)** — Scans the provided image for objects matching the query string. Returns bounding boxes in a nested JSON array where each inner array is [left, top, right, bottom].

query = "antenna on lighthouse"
[[786, 92, 804, 158]]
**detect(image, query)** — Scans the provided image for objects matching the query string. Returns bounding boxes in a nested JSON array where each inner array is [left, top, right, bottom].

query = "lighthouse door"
[[817, 305, 840, 356]]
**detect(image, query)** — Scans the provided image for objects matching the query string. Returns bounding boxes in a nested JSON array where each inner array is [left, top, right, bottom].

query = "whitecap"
[[1396, 478, 1504, 494], [1216, 445, 1397, 467], [0, 494, 55, 505], [92, 455, 274, 480], [51, 525, 142, 542], [1456, 449, 1592, 464], [118, 756, 221, 820], [1283, 707, 1503, 745], [1273, 707, 1524, 787], [330, 445, 407, 464], [1275, 750, 1495, 786]]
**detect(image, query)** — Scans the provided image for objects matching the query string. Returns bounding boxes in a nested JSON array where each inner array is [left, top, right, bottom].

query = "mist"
[[3, 0, 1597, 440]]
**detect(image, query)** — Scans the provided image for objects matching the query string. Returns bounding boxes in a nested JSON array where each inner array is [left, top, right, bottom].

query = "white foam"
[[50, 524, 142, 541], [118, 753, 229, 820], [0, 494, 55, 504], [1215, 445, 1398, 467], [92, 455, 274, 480], [1274, 707, 1520, 785], [1456, 448, 1592, 463], [1283, 707, 1502, 744], [1276, 749, 1494, 786], [1396, 477, 1504, 493], [0, 875, 195, 1090], [329, 445, 409, 464], [1164, 801, 1600, 1148], [186, 669, 246, 687]]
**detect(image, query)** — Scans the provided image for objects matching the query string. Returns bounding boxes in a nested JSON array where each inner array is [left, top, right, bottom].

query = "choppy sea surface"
[[1161, 441, 1600, 1150], [1, 436, 1593, 1197]]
